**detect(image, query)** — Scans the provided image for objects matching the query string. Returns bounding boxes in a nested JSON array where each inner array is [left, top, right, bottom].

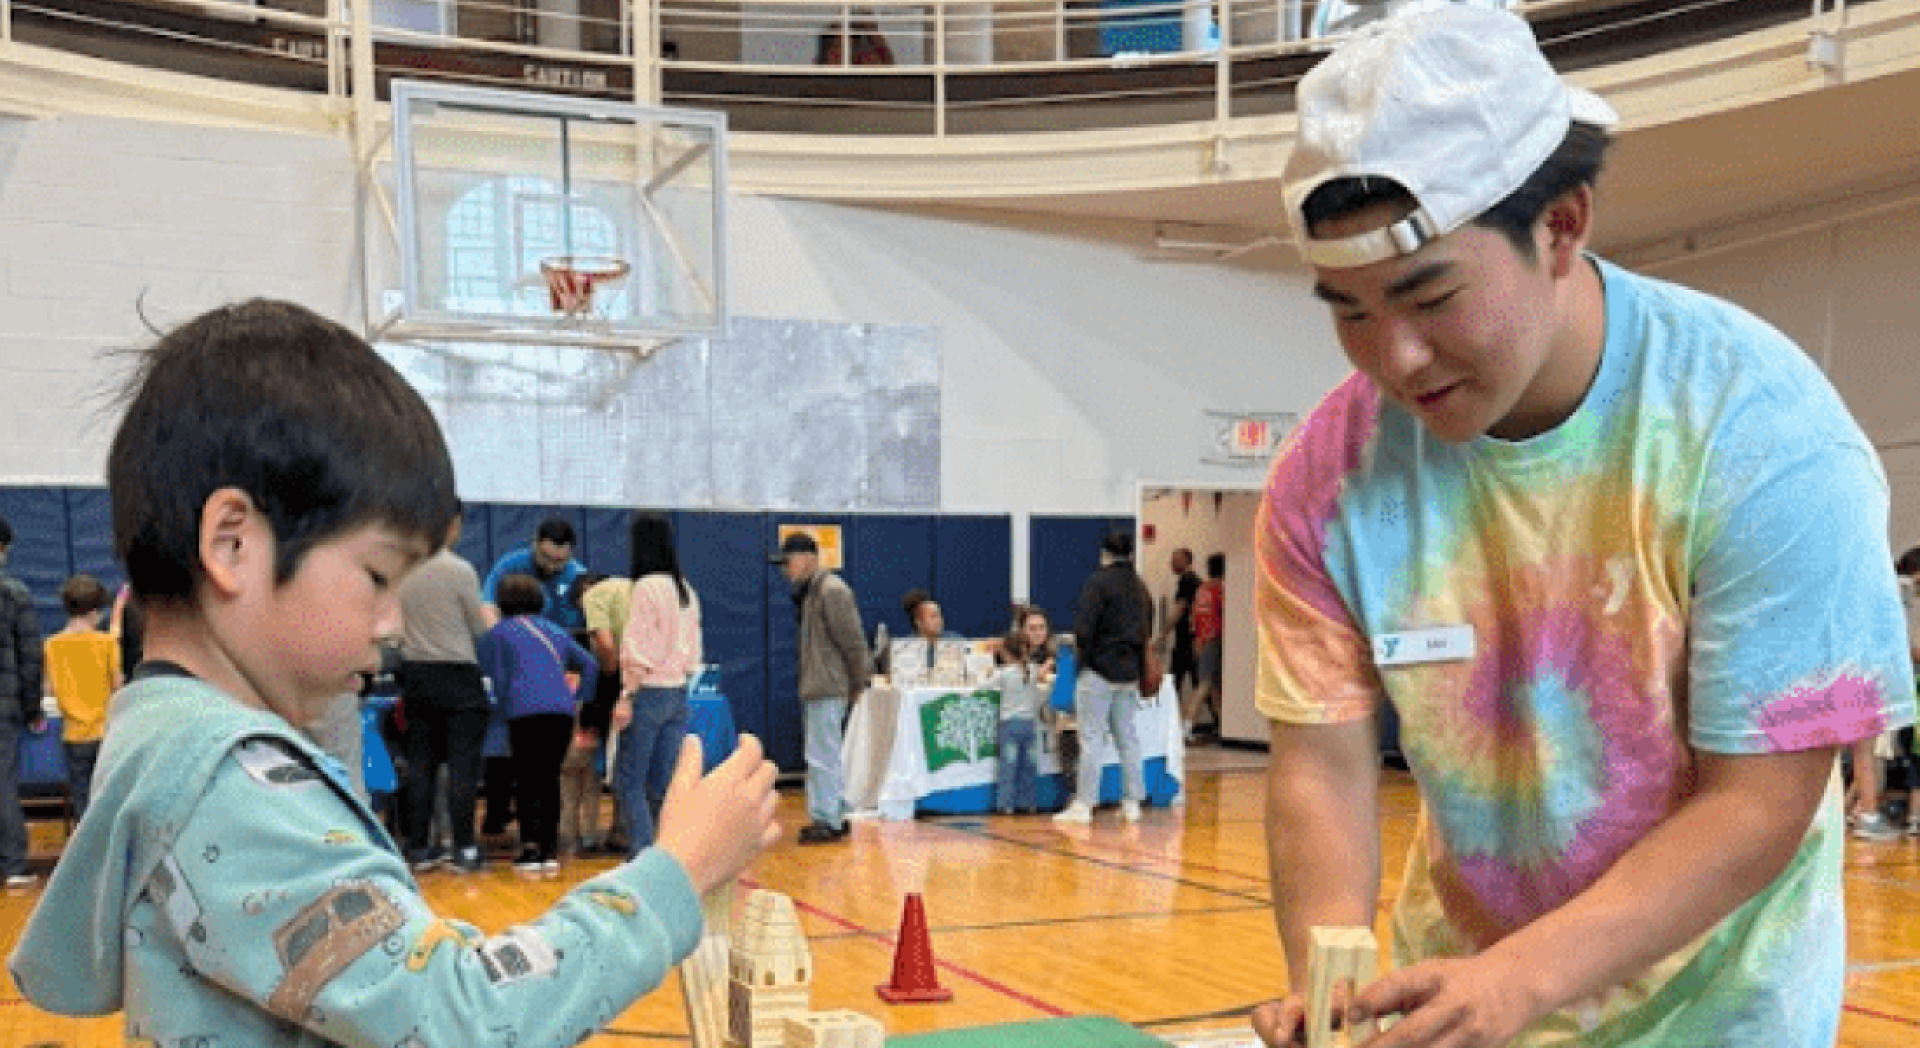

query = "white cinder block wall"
[[3, 112, 1919, 548]]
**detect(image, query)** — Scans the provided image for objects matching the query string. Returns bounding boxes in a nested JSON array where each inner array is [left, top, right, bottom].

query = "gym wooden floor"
[[4, 747, 1918, 1045]]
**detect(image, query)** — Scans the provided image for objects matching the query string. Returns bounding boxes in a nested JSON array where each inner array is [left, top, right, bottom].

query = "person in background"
[[0, 513, 43, 890], [900, 588, 961, 672], [44, 574, 119, 824], [991, 628, 1049, 815], [396, 504, 495, 872], [483, 516, 587, 636], [1055, 531, 1150, 826], [580, 568, 635, 855], [1182, 553, 1226, 744], [612, 513, 703, 857], [479, 573, 598, 875], [1016, 604, 1059, 674], [772, 532, 873, 845], [559, 571, 615, 859], [1158, 547, 1202, 729]]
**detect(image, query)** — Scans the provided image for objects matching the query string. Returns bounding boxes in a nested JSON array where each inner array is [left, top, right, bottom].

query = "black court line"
[[590, 1030, 689, 1041], [933, 821, 1273, 905]]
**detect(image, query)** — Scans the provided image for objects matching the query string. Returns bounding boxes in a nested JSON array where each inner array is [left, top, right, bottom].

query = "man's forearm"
[[1475, 747, 1835, 1020], [1266, 720, 1383, 989]]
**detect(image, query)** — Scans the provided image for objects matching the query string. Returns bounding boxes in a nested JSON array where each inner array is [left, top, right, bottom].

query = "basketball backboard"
[[378, 80, 727, 351]]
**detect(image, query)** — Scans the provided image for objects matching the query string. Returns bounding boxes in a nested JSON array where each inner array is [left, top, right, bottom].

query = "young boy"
[[1251, 7, 1913, 1046], [8, 299, 781, 1044], [44, 573, 121, 823]]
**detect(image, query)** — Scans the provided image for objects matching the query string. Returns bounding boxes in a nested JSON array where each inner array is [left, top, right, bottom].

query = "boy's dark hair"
[[629, 512, 691, 607], [1897, 547, 1920, 577], [61, 574, 109, 617], [1206, 553, 1226, 579], [536, 517, 576, 547], [495, 573, 546, 618], [1301, 122, 1613, 263], [110, 300, 456, 603]]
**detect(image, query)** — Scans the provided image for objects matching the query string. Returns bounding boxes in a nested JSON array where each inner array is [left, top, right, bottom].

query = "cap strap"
[[1299, 210, 1440, 269]]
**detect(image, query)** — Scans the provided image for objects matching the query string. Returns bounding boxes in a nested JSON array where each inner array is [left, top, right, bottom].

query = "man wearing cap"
[[1252, 6, 1913, 1046], [772, 532, 873, 844]]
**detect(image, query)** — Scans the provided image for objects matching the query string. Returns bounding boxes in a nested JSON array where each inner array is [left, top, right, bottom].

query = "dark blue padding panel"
[[0, 486, 71, 628], [452, 502, 493, 578], [846, 515, 934, 643], [1028, 516, 1116, 634], [65, 488, 121, 595], [935, 515, 1012, 638], [580, 507, 633, 579], [673, 511, 784, 768]]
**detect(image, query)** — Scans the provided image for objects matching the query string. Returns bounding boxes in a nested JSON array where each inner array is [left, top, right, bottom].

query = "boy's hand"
[[1251, 993, 1309, 1046], [654, 733, 780, 895]]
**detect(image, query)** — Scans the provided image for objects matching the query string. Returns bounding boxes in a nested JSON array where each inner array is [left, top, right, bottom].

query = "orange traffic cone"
[[877, 892, 953, 1003]]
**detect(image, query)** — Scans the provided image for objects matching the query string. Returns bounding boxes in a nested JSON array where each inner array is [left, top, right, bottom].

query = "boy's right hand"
[[654, 733, 781, 895]]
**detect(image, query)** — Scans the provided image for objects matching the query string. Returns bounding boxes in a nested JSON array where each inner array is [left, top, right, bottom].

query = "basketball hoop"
[[540, 255, 631, 322]]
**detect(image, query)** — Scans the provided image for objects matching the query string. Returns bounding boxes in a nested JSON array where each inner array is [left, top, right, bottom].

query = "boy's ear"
[[198, 488, 262, 599], [1540, 184, 1595, 279]]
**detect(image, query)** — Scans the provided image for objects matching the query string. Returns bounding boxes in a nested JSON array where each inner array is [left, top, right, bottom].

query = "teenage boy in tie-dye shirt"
[[1248, 9, 1915, 1048]]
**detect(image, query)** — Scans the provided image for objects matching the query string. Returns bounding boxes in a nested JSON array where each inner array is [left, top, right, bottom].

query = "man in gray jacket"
[[0, 514, 45, 888], [772, 532, 872, 844]]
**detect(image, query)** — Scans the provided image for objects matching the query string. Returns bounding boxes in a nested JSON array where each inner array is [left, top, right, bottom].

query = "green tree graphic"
[[919, 690, 1000, 772]]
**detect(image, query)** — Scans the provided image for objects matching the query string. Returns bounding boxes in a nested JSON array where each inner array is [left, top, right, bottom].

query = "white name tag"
[[1373, 625, 1475, 667]]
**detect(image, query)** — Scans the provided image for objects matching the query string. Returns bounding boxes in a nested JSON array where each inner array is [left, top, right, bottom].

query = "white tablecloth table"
[[844, 677, 1183, 820]]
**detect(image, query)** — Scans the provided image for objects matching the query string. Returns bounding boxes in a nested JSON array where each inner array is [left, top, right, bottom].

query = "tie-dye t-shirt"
[[1255, 259, 1916, 1045]]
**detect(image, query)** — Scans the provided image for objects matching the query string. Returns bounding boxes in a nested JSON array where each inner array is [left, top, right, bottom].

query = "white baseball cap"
[[1282, 5, 1618, 269]]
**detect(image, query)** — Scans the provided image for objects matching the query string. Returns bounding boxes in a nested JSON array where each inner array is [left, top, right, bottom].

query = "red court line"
[[743, 878, 1069, 1018], [1845, 1003, 1920, 1028]]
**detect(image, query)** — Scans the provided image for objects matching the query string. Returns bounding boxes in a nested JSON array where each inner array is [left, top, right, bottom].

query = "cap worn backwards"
[[1281, 4, 1618, 270]]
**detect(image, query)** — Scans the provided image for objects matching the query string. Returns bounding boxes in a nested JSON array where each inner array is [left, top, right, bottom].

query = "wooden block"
[[681, 881, 739, 1048], [1306, 927, 1377, 1048]]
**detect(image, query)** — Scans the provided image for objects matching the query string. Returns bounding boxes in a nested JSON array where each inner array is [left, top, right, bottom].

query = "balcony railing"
[[0, 0, 1853, 134]]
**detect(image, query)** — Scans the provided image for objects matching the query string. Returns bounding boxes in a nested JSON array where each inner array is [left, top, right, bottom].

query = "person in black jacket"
[[0, 513, 46, 888], [1054, 530, 1149, 825]]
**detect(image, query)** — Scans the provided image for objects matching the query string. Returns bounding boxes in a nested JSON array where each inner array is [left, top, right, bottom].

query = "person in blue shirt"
[[482, 517, 587, 634]]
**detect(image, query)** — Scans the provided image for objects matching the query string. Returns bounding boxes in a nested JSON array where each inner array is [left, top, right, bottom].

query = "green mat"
[[888, 1015, 1168, 1046]]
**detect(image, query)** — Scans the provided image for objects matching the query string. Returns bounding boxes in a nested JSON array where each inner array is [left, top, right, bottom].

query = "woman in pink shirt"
[[612, 513, 703, 856]]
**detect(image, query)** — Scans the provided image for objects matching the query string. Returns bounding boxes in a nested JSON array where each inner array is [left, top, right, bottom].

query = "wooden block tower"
[[726, 890, 814, 1048], [680, 882, 738, 1048]]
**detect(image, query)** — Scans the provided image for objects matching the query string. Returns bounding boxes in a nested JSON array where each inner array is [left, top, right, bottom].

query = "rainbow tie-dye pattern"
[[1255, 259, 1916, 1045]]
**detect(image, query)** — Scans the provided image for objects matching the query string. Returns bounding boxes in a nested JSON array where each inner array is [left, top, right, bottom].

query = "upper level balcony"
[[3, 0, 1918, 249]]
